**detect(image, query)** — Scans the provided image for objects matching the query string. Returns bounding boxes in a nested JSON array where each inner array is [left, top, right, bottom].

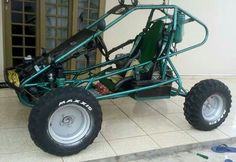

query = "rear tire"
[[28, 87, 102, 156], [184, 79, 232, 131]]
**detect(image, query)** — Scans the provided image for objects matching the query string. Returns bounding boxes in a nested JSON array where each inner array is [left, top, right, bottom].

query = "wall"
[[0, 2, 4, 79], [104, 0, 236, 76]]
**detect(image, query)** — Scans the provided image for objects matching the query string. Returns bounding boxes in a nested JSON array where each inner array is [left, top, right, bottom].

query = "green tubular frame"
[[20, 3, 209, 102]]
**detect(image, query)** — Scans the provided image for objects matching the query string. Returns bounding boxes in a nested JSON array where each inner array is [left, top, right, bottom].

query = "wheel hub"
[[202, 94, 226, 124], [48, 104, 91, 145], [60, 115, 74, 127]]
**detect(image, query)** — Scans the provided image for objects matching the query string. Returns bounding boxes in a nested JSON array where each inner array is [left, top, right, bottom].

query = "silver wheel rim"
[[48, 104, 91, 145], [202, 94, 226, 123]]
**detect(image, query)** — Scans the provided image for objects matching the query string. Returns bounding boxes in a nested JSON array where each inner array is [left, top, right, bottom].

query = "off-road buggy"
[[4, 0, 232, 156]]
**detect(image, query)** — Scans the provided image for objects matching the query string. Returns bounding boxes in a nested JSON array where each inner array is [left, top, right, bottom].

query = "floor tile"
[[0, 96, 26, 108], [113, 97, 137, 105], [185, 129, 228, 142], [0, 97, 30, 129], [132, 116, 180, 135], [117, 102, 162, 118], [0, 89, 17, 98], [101, 104, 127, 121], [0, 151, 63, 162], [221, 115, 236, 126], [165, 113, 192, 130], [0, 78, 235, 161], [218, 125, 236, 137], [101, 118, 145, 140], [63, 142, 116, 162], [0, 128, 38, 154], [109, 136, 159, 155], [146, 99, 183, 116], [170, 96, 185, 107], [150, 131, 197, 148], [0, 102, 30, 129], [94, 133, 106, 143], [99, 100, 114, 106]]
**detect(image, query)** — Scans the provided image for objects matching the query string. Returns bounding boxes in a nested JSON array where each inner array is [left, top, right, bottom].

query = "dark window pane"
[[24, 2, 36, 13], [25, 14, 36, 24], [90, 0, 99, 9], [46, 5, 56, 15], [12, 1, 23, 11], [12, 48, 23, 56], [25, 26, 36, 35], [57, 29, 67, 38], [79, 0, 89, 8], [12, 13, 23, 23], [13, 58, 24, 66], [46, 17, 57, 26], [46, 0, 57, 4], [57, 0, 69, 6], [12, 36, 23, 45], [57, 7, 68, 16], [89, 10, 99, 19], [25, 48, 36, 57], [46, 39, 56, 49], [12, 25, 23, 34], [57, 18, 68, 27], [46, 28, 56, 38], [25, 37, 36, 46]]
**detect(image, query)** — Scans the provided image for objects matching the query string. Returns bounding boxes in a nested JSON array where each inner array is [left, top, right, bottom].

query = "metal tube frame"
[[19, 3, 209, 101]]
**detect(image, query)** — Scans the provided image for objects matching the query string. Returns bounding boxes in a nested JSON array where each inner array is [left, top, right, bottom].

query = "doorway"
[[3, 0, 105, 68]]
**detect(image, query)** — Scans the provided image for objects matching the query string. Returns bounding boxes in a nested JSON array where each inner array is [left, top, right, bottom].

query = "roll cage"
[[5, 1, 208, 106]]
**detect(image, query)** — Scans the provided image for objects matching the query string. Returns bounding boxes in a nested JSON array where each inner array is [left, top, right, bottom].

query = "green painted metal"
[[139, 20, 164, 63], [14, 2, 208, 105], [56, 78, 66, 88], [174, 11, 185, 43], [17, 93, 34, 108]]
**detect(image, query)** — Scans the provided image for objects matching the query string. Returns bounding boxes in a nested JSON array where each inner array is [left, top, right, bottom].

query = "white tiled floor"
[[0, 77, 235, 162]]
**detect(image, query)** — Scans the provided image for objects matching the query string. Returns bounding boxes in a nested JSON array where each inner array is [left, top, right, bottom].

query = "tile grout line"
[[111, 100, 149, 136], [99, 131, 118, 156], [144, 101, 206, 142], [145, 101, 185, 131], [217, 127, 231, 138], [111, 99, 162, 148], [88, 137, 236, 162], [99, 101, 122, 155], [183, 130, 201, 143], [103, 134, 153, 142]]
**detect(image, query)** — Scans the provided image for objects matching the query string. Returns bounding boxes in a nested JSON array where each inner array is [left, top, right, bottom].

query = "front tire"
[[28, 87, 102, 156], [184, 79, 232, 131]]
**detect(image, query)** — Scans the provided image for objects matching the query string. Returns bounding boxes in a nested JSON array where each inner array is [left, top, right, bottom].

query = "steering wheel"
[[96, 36, 109, 60]]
